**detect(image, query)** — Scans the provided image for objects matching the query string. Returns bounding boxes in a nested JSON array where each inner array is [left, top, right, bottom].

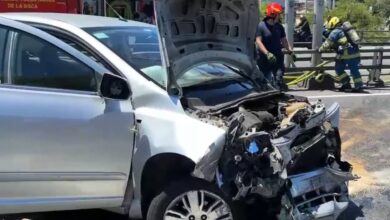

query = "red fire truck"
[[0, 0, 153, 22], [0, 0, 104, 15], [0, 0, 82, 13]]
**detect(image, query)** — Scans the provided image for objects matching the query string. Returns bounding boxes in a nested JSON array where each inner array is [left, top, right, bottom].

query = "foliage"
[[305, 12, 315, 26], [259, 2, 268, 19], [325, 0, 383, 30], [371, 0, 390, 18]]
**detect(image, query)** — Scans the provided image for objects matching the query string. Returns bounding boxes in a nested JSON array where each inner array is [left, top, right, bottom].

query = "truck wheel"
[[146, 178, 240, 220]]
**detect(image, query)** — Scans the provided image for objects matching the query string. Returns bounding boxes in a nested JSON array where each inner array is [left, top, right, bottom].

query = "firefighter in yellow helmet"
[[328, 17, 340, 29], [319, 17, 363, 92]]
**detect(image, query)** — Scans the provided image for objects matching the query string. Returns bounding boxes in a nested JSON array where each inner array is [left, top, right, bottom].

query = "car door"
[[0, 17, 134, 214]]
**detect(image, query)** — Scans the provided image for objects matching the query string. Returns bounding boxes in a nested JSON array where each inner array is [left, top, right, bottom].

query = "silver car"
[[0, 1, 355, 219]]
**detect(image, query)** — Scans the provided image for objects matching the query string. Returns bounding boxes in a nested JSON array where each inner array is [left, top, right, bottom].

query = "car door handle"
[[131, 119, 142, 134]]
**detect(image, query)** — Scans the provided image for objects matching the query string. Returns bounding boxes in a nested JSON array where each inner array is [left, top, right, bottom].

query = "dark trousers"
[[335, 58, 363, 88], [257, 54, 285, 90]]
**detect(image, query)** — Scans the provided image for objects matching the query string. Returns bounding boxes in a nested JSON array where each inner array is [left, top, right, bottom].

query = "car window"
[[33, 27, 118, 75], [60, 38, 99, 63], [57, 36, 118, 74], [10, 31, 97, 92], [84, 26, 166, 86], [84, 27, 161, 69], [0, 27, 7, 84]]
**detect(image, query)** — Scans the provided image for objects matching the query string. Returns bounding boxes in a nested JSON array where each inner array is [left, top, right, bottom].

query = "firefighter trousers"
[[335, 58, 363, 88]]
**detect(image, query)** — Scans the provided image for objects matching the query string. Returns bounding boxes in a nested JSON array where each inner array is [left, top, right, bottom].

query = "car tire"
[[146, 177, 242, 220]]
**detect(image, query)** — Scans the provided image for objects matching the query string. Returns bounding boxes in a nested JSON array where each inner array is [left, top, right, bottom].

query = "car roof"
[[0, 13, 155, 29]]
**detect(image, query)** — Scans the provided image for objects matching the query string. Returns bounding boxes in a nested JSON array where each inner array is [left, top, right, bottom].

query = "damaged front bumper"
[[192, 98, 354, 220], [288, 165, 357, 220]]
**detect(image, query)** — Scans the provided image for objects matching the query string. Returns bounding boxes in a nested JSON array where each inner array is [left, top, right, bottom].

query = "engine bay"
[[185, 93, 356, 219]]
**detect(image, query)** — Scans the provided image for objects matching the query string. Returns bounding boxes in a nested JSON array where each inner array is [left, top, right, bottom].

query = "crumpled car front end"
[[289, 166, 354, 220], [153, 0, 356, 218], [190, 94, 356, 219]]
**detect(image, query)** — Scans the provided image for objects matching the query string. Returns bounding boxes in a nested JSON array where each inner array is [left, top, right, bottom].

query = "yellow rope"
[[284, 60, 334, 86]]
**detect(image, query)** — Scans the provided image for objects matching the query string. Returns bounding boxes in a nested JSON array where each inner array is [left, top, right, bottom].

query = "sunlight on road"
[[340, 105, 390, 195], [348, 159, 375, 194], [341, 131, 375, 195]]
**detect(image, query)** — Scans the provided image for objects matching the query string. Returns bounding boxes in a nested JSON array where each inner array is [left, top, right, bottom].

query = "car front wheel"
[[147, 178, 238, 220]]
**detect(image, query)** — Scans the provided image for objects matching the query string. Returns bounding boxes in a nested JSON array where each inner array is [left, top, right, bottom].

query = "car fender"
[[129, 102, 226, 218]]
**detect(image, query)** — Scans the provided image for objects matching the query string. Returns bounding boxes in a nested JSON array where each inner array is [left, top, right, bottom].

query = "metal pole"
[[305, 0, 308, 15], [370, 49, 379, 81], [258, 0, 262, 14], [332, 0, 336, 9], [326, 0, 332, 9], [311, 0, 324, 66], [378, 47, 384, 78], [285, 0, 295, 67]]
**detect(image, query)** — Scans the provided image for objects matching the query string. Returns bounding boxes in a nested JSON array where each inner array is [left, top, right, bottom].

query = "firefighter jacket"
[[319, 28, 360, 60]]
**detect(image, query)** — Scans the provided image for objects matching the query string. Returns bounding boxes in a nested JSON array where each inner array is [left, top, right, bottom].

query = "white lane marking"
[[307, 92, 390, 99]]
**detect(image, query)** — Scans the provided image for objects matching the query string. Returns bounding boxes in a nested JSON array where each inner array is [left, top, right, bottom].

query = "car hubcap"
[[164, 190, 233, 220]]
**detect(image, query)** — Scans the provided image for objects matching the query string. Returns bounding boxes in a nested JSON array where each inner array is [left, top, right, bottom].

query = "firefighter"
[[319, 17, 364, 92], [255, 2, 296, 91]]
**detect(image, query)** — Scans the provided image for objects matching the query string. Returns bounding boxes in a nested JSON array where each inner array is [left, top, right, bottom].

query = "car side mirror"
[[100, 73, 131, 100]]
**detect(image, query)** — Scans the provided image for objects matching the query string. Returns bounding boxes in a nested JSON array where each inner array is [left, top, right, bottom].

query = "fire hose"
[[284, 60, 342, 86]]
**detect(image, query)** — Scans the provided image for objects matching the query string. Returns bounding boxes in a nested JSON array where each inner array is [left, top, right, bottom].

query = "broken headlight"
[[219, 108, 286, 200]]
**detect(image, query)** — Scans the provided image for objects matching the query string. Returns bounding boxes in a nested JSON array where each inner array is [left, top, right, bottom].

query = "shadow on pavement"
[[0, 210, 128, 220], [338, 201, 365, 220]]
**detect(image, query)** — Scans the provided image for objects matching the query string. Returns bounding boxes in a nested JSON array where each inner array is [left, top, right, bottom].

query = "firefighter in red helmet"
[[256, 2, 295, 91]]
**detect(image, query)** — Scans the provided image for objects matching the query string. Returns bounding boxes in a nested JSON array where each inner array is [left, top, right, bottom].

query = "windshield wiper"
[[222, 64, 263, 90]]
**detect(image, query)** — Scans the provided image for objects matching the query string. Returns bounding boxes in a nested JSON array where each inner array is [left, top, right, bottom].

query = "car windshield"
[[83, 26, 162, 71], [141, 63, 247, 87], [84, 26, 255, 89]]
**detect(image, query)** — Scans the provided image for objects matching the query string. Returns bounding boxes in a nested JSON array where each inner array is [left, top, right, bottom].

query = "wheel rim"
[[164, 190, 233, 220]]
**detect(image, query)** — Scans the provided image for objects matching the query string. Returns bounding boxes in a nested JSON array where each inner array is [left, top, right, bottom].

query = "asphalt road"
[[2, 88, 390, 220]]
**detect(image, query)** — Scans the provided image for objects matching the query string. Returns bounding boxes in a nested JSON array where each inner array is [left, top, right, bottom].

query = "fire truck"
[[0, 0, 149, 20], [0, 0, 121, 17]]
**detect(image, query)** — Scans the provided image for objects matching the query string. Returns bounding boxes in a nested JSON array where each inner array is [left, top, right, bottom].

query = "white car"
[[0, 0, 355, 219]]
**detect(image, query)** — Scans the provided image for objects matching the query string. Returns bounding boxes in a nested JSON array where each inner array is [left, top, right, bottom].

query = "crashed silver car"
[[0, 0, 355, 219]]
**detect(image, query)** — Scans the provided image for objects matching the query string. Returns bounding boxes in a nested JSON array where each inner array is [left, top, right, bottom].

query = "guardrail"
[[294, 42, 390, 48], [294, 30, 390, 48], [284, 47, 390, 76], [357, 30, 390, 43]]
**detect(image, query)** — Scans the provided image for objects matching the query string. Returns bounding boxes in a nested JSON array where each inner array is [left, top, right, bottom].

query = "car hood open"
[[154, 0, 261, 91]]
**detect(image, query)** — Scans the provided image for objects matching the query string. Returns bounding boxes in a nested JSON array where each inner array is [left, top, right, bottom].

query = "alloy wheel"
[[164, 190, 233, 220]]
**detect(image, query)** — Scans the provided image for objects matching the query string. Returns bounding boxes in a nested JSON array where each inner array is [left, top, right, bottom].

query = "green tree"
[[326, 0, 383, 30], [371, 0, 390, 17]]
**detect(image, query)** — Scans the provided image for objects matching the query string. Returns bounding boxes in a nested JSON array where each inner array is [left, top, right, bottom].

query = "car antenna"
[[104, 0, 127, 22]]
